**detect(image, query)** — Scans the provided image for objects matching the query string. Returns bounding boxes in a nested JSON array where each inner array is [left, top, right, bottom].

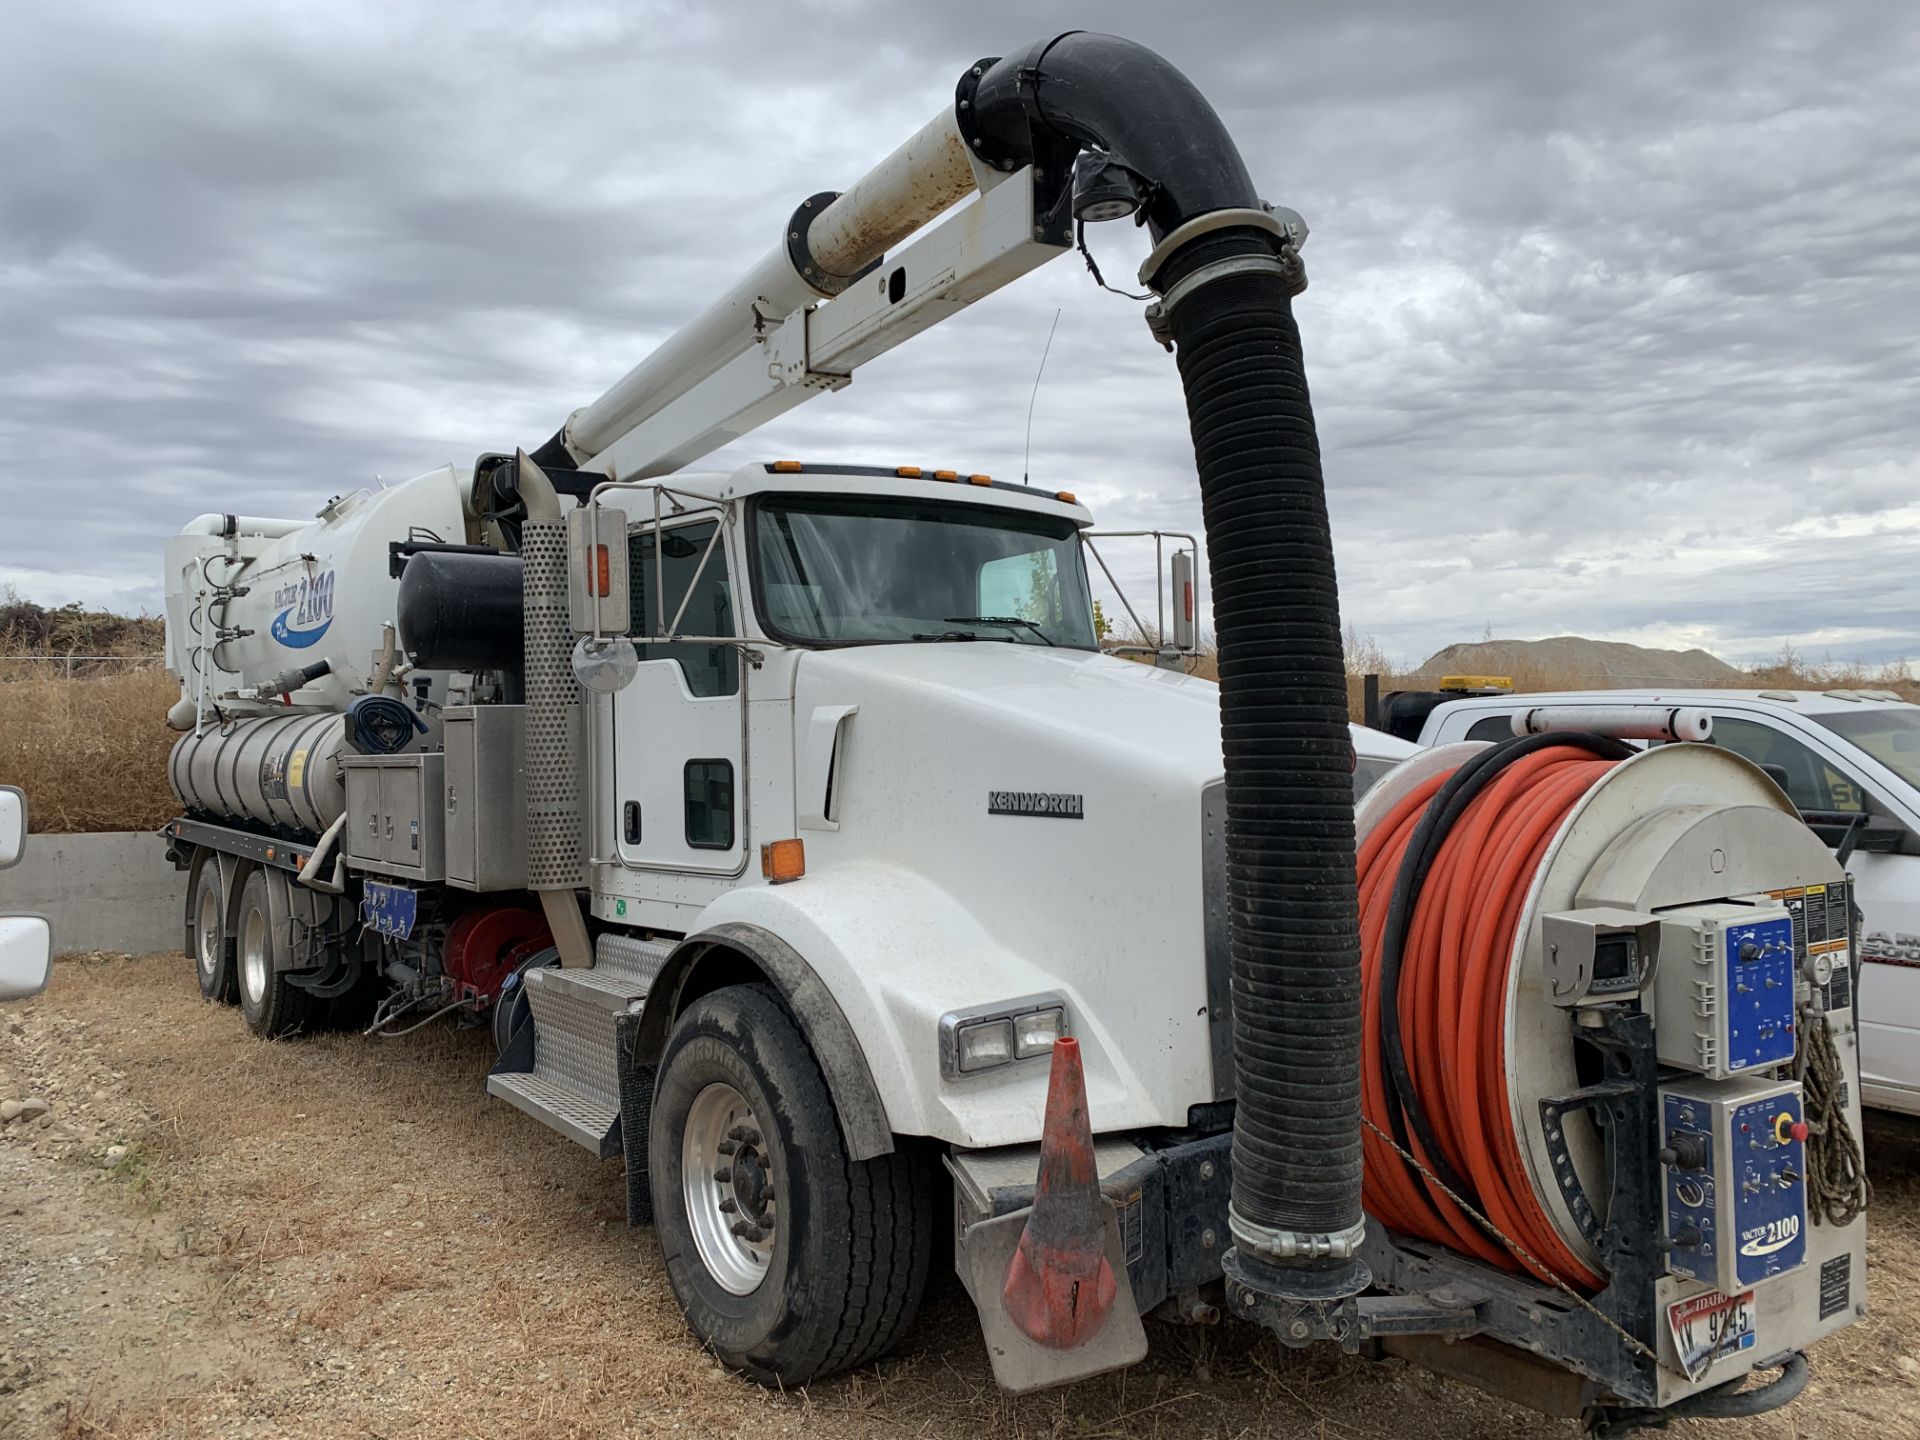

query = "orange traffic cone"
[[1000, 1037, 1117, 1349]]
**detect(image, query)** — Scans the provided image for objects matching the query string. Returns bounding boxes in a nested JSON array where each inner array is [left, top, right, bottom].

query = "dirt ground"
[[2, 953, 1917, 1440]]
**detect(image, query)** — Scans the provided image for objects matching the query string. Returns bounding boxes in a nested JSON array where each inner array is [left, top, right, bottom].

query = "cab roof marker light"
[[771, 460, 804, 473], [933, 469, 958, 481], [1055, 491, 1077, 504], [896, 465, 923, 478], [968, 473, 993, 486]]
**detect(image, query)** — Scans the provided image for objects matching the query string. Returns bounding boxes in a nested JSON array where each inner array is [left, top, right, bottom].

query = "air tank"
[[168, 712, 351, 836], [162, 466, 472, 720]]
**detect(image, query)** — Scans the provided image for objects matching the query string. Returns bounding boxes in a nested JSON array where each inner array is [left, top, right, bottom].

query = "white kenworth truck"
[[159, 33, 1869, 1435]]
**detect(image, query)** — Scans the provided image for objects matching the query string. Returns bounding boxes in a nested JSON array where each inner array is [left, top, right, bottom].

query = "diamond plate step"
[[487, 1072, 619, 1151], [485, 956, 654, 1158], [596, 932, 672, 990]]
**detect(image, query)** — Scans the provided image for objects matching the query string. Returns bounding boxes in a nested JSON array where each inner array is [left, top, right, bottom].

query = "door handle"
[[623, 801, 642, 844]]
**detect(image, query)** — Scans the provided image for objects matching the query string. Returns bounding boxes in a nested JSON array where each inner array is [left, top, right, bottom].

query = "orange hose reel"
[[1358, 744, 1623, 1292]]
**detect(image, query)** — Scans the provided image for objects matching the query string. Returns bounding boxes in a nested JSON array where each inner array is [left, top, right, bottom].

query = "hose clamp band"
[[1138, 204, 1308, 290], [1143, 251, 1304, 349], [1228, 1207, 1368, 1263]]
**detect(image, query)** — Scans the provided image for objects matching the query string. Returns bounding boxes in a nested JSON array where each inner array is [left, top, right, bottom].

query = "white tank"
[[162, 466, 471, 720]]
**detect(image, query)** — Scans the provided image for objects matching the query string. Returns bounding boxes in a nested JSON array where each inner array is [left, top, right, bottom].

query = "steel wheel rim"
[[240, 902, 268, 1006], [196, 885, 221, 981], [682, 1081, 775, 1295]]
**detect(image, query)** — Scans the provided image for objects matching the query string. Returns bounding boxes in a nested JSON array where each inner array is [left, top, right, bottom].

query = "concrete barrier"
[[2, 831, 183, 956]]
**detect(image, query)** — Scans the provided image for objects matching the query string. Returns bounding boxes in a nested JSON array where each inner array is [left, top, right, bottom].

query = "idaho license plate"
[[360, 881, 418, 940], [1667, 1288, 1755, 1382]]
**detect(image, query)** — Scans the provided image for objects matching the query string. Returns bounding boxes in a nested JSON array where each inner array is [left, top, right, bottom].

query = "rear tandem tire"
[[648, 983, 932, 1386], [234, 868, 317, 1039], [188, 851, 237, 1005]]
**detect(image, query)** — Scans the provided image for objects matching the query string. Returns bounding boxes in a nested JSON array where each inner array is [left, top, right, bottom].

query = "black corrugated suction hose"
[[1162, 230, 1365, 1266]]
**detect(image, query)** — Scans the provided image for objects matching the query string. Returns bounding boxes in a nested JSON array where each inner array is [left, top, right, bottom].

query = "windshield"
[[1812, 707, 1920, 792], [751, 494, 1097, 648]]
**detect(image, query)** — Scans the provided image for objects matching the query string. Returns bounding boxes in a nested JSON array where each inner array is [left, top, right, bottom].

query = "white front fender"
[[692, 862, 1180, 1148]]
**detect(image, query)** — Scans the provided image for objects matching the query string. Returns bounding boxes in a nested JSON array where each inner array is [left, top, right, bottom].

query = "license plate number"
[[1667, 1288, 1755, 1381], [361, 881, 418, 940]]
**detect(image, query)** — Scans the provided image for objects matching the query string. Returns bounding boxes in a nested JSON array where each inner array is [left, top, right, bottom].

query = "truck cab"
[[1416, 688, 1920, 1115], [584, 461, 1414, 1143]]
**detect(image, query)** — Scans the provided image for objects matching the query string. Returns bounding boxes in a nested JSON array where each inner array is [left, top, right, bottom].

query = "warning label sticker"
[[1771, 880, 1856, 1000], [1819, 1255, 1852, 1321]]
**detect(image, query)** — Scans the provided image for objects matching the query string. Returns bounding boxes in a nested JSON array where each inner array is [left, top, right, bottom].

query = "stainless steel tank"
[[168, 712, 350, 835]]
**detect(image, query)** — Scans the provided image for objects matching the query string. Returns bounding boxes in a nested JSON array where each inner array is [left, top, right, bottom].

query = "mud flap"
[[960, 1197, 1148, 1392]]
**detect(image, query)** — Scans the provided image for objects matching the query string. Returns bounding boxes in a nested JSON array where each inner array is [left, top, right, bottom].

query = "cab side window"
[[1465, 714, 1516, 743], [1711, 716, 1863, 815], [628, 521, 739, 698]]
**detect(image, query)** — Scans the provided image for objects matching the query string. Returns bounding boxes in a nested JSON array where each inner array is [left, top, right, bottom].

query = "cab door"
[[610, 518, 746, 875]]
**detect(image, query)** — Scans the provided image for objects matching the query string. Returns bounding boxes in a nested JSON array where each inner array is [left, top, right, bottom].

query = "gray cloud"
[[2, 0, 1915, 667]]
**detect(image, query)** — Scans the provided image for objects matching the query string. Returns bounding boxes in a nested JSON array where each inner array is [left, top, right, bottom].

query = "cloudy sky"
[[3, 0, 1915, 667]]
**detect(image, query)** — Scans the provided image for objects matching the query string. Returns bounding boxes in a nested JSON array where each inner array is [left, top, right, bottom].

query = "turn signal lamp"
[[771, 460, 804, 473], [760, 838, 806, 884]]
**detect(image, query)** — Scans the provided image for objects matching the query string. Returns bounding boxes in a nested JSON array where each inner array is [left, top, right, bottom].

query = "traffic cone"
[[1000, 1037, 1117, 1349]]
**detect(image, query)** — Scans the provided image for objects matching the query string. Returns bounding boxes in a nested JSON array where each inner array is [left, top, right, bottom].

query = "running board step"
[[487, 1071, 621, 1152], [485, 934, 670, 1158]]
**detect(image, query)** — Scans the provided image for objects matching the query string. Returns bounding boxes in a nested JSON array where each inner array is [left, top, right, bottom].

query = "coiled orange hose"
[[1358, 745, 1620, 1292]]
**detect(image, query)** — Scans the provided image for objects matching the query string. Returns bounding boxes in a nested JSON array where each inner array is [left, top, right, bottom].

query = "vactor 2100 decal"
[[270, 569, 336, 648]]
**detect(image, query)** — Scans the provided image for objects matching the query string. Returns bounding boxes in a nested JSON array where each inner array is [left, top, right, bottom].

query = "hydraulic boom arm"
[[528, 37, 1305, 483]]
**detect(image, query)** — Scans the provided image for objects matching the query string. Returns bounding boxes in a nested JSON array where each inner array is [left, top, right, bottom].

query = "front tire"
[[188, 852, 236, 1004], [649, 984, 932, 1385], [234, 869, 316, 1038]]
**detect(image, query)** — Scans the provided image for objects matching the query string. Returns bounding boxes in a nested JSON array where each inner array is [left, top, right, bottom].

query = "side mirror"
[[0, 786, 23, 870], [1170, 549, 1196, 653], [1804, 810, 1911, 857], [0, 916, 51, 1001], [567, 502, 631, 637]]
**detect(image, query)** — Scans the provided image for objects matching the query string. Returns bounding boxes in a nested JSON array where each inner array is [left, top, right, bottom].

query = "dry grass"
[[12, 951, 1920, 1439], [0, 643, 177, 834]]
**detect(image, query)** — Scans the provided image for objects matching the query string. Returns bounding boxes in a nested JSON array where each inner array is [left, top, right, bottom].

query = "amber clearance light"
[[761, 838, 806, 884]]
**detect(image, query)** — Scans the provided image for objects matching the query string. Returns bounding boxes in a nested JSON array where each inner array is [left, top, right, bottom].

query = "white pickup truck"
[[1410, 689, 1920, 1116]]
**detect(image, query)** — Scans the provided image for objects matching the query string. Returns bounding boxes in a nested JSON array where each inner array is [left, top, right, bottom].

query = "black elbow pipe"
[[967, 32, 1261, 245], [974, 34, 1369, 1300]]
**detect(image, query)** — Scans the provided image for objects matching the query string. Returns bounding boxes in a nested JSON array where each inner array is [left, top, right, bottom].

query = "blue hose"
[[345, 694, 427, 755]]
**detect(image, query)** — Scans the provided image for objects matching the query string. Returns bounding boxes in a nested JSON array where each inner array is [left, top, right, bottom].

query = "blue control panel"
[[1723, 915, 1796, 1072], [361, 880, 418, 940], [1664, 1085, 1807, 1293]]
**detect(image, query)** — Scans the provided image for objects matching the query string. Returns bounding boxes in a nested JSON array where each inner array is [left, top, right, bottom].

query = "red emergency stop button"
[[1773, 1112, 1808, 1145]]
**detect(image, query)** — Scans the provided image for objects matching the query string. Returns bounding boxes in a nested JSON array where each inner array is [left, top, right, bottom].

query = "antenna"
[[1022, 308, 1063, 487]]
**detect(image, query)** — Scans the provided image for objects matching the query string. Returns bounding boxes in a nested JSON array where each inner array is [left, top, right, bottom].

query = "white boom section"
[[564, 110, 1066, 480]]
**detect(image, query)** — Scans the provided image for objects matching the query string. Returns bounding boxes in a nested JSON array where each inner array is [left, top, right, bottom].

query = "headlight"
[[939, 996, 1069, 1079]]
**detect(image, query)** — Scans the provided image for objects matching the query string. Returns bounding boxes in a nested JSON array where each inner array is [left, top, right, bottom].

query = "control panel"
[[1654, 903, 1797, 1078], [1661, 1077, 1808, 1295]]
